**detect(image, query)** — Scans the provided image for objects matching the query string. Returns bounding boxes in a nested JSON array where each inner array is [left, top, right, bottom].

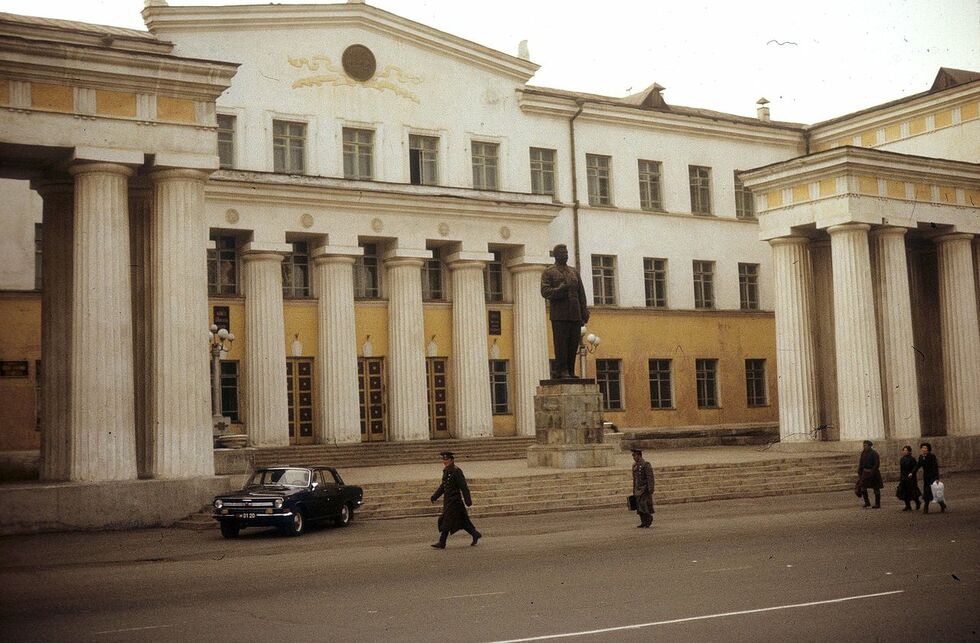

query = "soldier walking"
[[631, 448, 655, 528], [430, 451, 482, 548]]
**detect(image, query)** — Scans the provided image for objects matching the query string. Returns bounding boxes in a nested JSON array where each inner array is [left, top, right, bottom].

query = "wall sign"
[[213, 306, 230, 332], [488, 310, 501, 336], [0, 360, 29, 378]]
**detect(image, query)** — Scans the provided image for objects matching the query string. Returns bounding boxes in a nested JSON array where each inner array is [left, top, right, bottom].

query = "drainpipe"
[[568, 98, 585, 273]]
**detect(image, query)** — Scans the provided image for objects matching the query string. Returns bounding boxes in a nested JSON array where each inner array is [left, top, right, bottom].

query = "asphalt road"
[[1, 472, 978, 642]]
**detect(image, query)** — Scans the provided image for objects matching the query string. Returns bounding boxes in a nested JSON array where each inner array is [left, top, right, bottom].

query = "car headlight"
[[274, 498, 284, 509], [214, 499, 223, 510]]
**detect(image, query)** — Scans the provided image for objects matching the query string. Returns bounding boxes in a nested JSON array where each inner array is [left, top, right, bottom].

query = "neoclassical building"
[[0, 2, 977, 484]]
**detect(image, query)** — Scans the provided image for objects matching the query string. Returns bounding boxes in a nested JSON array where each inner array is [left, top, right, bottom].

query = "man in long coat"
[[540, 244, 590, 378], [857, 440, 883, 508], [631, 448, 655, 528], [430, 452, 481, 548]]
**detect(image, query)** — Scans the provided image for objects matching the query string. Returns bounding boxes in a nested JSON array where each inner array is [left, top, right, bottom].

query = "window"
[[595, 359, 623, 410], [638, 160, 663, 211], [217, 114, 236, 169], [422, 248, 445, 301], [648, 359, 673, 409], [489, 360, 510, 414], [738, 263, 760, 310], [643, 257, 667, 308], [696, 358, 719, 409], [485, 250, 505, 303], [409, 134, 438, 185], [273, 120, 306, 174], [343, 127, 374, 180], [693, 260, 715, 309], [219, 360, 240, 422], [586, 154, 612, 206], [34, 222, 42, 290], [282, 241, 311, 298], [689, 165, 712, 215], [207, 235, 238, 296], [354, 243, 381, 299], [745, 359, 768, 407], [734, 171, 754, 219], [471, 141, 499, 190], [591, 254, 617, 305], [530, 147, 556, 196]]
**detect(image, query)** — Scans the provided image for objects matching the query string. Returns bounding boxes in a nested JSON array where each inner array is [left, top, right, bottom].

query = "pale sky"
[[1, 0, 978, 124]]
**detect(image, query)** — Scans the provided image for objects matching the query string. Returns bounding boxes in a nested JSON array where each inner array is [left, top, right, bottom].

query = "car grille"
[[222, 500, 276, 508]]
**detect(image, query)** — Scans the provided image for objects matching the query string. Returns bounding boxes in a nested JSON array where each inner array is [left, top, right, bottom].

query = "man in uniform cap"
[[430, 451, 482, 548], [631, 448, 655, 528], [540, 243, 590, 378]]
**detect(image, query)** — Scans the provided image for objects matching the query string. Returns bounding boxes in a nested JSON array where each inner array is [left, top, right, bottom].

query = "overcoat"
[[632, 458, 655, 515], [857, 448, 883, 491], [897, 454, 921, 502], [431, 464, 475, 534], [540, 264, 588, 322], [913, 452, 940, 503]]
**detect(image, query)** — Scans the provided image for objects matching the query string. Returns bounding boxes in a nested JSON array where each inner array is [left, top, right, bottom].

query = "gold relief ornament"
[[288, 53, 422, 103], [499, 225, 511, 240], [438, 222, 450, 236], [301, 213, 314, 228], [225, 208, 240, 224], [371, 217, 384, 232]]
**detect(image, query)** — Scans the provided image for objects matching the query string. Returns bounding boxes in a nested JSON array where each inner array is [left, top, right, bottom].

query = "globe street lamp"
[[579, 326, 601, 379], [209, 324, 235, 437]]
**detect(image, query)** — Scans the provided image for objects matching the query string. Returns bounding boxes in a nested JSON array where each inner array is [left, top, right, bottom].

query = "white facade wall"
[[0, 179, 41, 290], [876, 119, 980, 162]]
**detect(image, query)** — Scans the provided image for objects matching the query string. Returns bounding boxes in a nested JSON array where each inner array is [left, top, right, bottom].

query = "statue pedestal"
[[526, 379, 617, 468]]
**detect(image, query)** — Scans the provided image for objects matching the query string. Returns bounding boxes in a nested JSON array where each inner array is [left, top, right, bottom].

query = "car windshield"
[[247, 468, 310, 488]]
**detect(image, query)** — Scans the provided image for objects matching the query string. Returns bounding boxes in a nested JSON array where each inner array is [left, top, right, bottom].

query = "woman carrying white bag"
[[909, 442, 947, 514]]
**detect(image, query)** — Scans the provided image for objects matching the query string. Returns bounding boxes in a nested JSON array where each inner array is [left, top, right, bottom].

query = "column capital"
[[383, 255, 426, 269], [148, 168, 211, 183], [313, 254, 356, 267], [827, 222, 871, 236], [68, 162, 135, 179], [768, 235, 812, 248], [312, 244, 363, 262], [240, 241, 291, 262], [509, 262, 548, 275], [446, 250, 493, 266], [869, 225, 909, 238], [933, 232, 975, 245]]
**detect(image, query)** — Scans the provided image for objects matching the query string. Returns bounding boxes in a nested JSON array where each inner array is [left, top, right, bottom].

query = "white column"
[[313, 249, 361, 443], [448, 258, 493, 438], [770, 236, 821, 442], [511, 263, 550, 437], [829, 223, 884, 441], [935, 233, 980, 436], [242, 245, 290, 446], [870, 226, 921, 439], [36, 181, 73, 481], [809, 241, 839, 440], [67, 163, 138, 481], [146, 169, 214, 477], [385, 256, 429, 441], [128, 187, 151, 477]]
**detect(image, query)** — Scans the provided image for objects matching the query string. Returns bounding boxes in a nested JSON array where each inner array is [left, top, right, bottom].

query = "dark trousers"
[[438, 524, 480, 545], [637, 511, 653, 527], [551, 319, 581, 377], [862, 489, 881, 507]]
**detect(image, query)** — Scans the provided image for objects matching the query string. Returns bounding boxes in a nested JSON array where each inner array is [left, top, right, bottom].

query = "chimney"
[[518, 40, 530, 61], [756, 97, 770, 122]]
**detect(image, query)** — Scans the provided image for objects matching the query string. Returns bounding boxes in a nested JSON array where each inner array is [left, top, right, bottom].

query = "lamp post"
[[578, 326, 601, 379], [209, 324, 235, 436]]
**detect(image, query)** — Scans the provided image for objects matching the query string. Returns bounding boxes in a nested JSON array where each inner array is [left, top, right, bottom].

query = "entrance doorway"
[[286, 357, 315, 445], [358, 357, 386, 442], [426, 357, 451, 439]]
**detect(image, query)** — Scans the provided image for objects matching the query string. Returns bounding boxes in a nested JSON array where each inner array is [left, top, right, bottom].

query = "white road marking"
[[442, 591, 507, 600], [93, 624, 175, 635], [488, 590, 904, 643]]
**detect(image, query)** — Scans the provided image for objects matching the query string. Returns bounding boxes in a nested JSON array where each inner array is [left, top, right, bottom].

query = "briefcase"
[[627, 495, 638, 511]]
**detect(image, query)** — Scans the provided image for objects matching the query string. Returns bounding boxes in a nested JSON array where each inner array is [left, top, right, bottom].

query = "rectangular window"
[[471, 141, 499, 190], [273, 120, 306, 174], [595, 359, 623, 411], [530, 147, 556, 196], [591, 254, 617, 305], [648, 359, 673, 409], [693, 260, 715, 309], [485, 250, 505, 303], [734, 171, 754, 219], [689, 165, 712, 215], [638, 159, 664, 211], [422, 248, 445, 301], [217, 114, 236, 169], [34, 222, 42, 290], [409, 134, 438, 185], [219, 360, 240, 423], [745, 358, 768, 407], [207, 235, 238, 296], [343, 127, 374, 180], [643, 257, 667, 308], [354, 242, 381, 299], [696, 358, 719, 409], [586, 154, 612, 206], [489, 359, 511, 414], [739, 262, 760, 310], [282, 241, 311, 298]]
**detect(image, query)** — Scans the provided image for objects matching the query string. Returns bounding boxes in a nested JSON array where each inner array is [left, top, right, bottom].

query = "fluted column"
[[770, 236, 821, 442], [242, 246, 290, 446], [511, 263, 550, 436], [448, 259, 493, 438], [385, 256, 429, 441], [313, 250, 361, 443], [870, 226, 921, 439], [935, 233, 980, 435], [809, 241, 839, 440], [35, 181, 73, 481], [829, 223, 884, 441], [146, 169, 213, 477], [67, 163, 138, 481]]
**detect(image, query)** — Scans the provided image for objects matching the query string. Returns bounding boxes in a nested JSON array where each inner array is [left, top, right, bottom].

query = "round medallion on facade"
[[301, 212, 314, 228], [438, 222, 450, 237], [225, 208, 240, 224], [371, 217, 384, 232], [342, 44, 377, 82], [499, 225, 511, 240]]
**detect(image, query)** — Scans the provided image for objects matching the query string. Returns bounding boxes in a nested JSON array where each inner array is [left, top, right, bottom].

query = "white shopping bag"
[[931, 480, 945, 503]]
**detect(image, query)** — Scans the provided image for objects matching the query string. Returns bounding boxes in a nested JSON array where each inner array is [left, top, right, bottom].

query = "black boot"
[[431, 531, 448, 549], [915, 499, 921, 510], [923, 502, 930, 514], [873, 490, 881, 509], [939, 501, 947, 513], [861, 491, 871, 508], [902, 502, 911, 512]]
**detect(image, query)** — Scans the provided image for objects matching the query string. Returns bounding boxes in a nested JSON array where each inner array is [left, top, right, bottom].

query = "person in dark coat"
[[430, 452, 481, 548], [540, 244, 590, 379], [897, 445, 921, 512], [631, 449, 655, 528], [910, 442, 946, 514], [857, 440, 883, 508]]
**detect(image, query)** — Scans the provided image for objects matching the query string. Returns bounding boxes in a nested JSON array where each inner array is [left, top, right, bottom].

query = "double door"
[[358, 357, 386, 442], [426, 357, 451, 439], [286, 358, 315, 445]]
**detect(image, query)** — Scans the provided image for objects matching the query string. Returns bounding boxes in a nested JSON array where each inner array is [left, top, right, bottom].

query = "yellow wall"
[[354, 302, 389, 356], [489, 306, 516, 436], [31, 83, 73, 112], [0, 295, 41, 451]]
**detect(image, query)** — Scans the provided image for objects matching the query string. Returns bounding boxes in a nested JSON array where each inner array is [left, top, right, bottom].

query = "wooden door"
[[426, 357, 451, 439], [358, 357, 386, 442], [286, 358, 315, 445]]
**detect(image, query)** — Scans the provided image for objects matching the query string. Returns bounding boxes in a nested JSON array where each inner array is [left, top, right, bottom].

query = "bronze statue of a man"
[[540, 244, 589, 378]]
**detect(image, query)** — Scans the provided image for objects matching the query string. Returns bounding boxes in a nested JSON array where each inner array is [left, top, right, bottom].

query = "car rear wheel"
[[219, 521, 240, 538], [336, 503, 352, 527], [283, 510, 305, 537]]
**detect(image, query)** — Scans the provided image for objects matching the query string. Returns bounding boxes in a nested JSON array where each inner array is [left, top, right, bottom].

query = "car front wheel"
[[283, 510, 305, 537], [219, 521, 240, 539], [336, 503, 352, 527]]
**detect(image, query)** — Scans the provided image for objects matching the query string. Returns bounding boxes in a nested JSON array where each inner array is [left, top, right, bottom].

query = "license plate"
[[241, 512, 257, 519]]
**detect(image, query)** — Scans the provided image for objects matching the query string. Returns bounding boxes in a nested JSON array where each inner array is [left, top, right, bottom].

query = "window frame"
[[208, 235, 239, 296], [282, 241, 311, 299], [409, 134, 439, 186], [643, 257, 668, 308], [218, 359, 241, 423], [421, 248, 445, 302], [586, 153, 612, 206], [695, 358, 720, 409], [529, 147, 557, 196], [648, 358, 674, 409], [489, 359, 511, 414], [354, 242, 382, 299], [471, 141, 499, 190], [745, 358, 768, 407], [343, 127, 374, 180], [595, 358, 624, 411], [485, 250, 505, 303], [689, 165, 712, 215], [591, 254, 617, 306], [734, 170, 755, 219], [693, 260, 715, 309], [217, 113, 236, 169], [738, 262, 760, 311], [272, 119, 307, 174], [638, 159, 664, 211]]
